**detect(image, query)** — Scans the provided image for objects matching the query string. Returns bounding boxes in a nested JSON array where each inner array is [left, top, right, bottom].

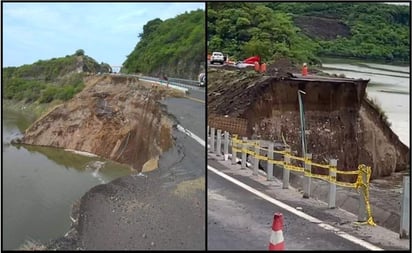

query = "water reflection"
[[3, 107, 131, 250], [320, 58, 410, 147]]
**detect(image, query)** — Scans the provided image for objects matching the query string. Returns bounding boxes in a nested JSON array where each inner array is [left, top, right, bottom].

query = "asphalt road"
[[207, 160, 368, 250], [58, 91, 206, 250], [186, 88, 205, 104]]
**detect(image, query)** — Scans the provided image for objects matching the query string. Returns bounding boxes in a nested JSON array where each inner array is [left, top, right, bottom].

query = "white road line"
[[207, 165, 384, 251], [176, 124, 205, 147], [177, 127, 383, 251]]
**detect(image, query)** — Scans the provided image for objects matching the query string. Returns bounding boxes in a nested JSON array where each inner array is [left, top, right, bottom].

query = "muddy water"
[[3, 107, 132, 250], [320, 58, 410, 147]]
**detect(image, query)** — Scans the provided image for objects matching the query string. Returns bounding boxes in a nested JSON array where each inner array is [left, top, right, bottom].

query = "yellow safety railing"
[[230, 134, 376, 226]]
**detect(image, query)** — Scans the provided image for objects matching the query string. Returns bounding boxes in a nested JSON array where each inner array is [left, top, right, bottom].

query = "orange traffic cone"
[[269, 213, 285, 250]]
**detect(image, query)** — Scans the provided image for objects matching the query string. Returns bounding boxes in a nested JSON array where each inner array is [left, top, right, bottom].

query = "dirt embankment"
[[21, 74, 181, 172], [208, 68, 409, 180], [293, 16, 351, 40]]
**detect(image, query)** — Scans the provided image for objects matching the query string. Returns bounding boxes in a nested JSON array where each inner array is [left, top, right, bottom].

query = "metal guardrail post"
[[267, 143, 274, 181], [328, 159, 337, 208], [253, 144, 259, 176], [223, 131, 229, 161], [231, 136, 237, 165], [358, 169, 367, 222], [216, 129, 222, 156], [241, 137, 247, 169], [210, 128, 215, 153], [400, 176, 410, 239], [303, 153, 312, 198], [283, 148, 291, 189]]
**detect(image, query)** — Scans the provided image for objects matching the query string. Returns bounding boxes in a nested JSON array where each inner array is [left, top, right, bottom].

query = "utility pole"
[[299, 89, 311, 198], [298, 90, 307, 157]]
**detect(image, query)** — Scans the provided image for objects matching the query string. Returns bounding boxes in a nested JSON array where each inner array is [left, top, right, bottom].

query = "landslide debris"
[[21, 74, 181, 172], [207, 67, 409, 179]]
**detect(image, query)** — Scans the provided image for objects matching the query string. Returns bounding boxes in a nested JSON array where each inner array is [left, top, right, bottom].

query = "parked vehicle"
[[210, 52, 225, 65]]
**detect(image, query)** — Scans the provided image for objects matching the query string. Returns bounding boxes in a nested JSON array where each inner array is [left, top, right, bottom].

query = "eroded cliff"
[[21, 75, 181, 172], [208, 68, 409, 179]]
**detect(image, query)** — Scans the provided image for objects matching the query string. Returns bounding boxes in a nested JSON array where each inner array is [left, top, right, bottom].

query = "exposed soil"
[[18, 74, 205, 250], [293, 16, 351, 40], [207, 67, 409, 180], [266, 57, 301, 76], [20, 75, 184, 172]]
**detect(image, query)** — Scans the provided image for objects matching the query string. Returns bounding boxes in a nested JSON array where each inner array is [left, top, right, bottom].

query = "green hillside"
[[207, 2, 410, 64], [3, 50, 111, 104], [122, 9, 205, 79]]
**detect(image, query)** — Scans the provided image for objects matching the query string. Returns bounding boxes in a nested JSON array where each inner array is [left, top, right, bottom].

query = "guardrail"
[[107, 73, 203, 91], [140, 76, 203, 91], [168, 77, 200, 86], [138, 76, 188, 93], [207, 126, 377, 227]]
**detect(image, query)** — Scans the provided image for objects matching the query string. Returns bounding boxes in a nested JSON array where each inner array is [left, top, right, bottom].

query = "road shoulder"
[[208, 154, 410, 250]]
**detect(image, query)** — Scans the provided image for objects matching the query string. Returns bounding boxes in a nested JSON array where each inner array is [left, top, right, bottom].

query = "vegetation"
[[208, 3, 321, 65], [3, 50, 110, 104], [208, 2, 410, 64], [122, 9, 205, 79]]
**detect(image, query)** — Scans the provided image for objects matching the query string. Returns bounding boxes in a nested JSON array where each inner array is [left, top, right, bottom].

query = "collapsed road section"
[[18, 74, 205, 250], [208, 67, 409, 180]]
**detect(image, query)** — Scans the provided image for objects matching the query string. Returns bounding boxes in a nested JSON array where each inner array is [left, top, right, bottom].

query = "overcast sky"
[[3, 2, 205, 67]]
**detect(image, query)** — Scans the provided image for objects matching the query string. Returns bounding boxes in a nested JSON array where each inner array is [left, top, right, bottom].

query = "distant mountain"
[[122, 9, 205, 80]]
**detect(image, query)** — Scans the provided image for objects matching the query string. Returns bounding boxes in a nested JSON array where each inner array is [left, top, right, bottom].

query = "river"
[[319, 58, 410, 147], [2, 106, 132, 250]]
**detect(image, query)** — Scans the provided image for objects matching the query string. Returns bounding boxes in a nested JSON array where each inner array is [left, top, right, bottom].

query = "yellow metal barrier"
[[230, 134, 375, 226]]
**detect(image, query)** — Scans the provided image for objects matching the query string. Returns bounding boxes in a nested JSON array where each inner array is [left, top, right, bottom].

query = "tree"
[[242, 37, 271, 62], [75, 49, 85, 56]]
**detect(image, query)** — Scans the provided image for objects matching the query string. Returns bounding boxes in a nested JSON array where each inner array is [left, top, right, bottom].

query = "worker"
[[302, 63, 308, 76], [260, 63, 267, 73], [254, 61, 260, 72]]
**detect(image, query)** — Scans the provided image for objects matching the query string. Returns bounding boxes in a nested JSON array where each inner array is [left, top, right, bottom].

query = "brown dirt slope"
[[293, 16, 351, 40], [21, 74, 180, 172], [207, 68, 409, 179]]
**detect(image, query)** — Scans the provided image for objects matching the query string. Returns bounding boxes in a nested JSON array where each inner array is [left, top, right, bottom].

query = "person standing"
[[302, 63, 308, 76], [254, 61, 260, 72]]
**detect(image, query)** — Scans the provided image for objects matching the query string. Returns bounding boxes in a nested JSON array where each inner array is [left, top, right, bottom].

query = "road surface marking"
[[207, 165, 384, 251], [185, 96, 205, 104], [176, 124, 205, 147], [175, 128, 382, 251]]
